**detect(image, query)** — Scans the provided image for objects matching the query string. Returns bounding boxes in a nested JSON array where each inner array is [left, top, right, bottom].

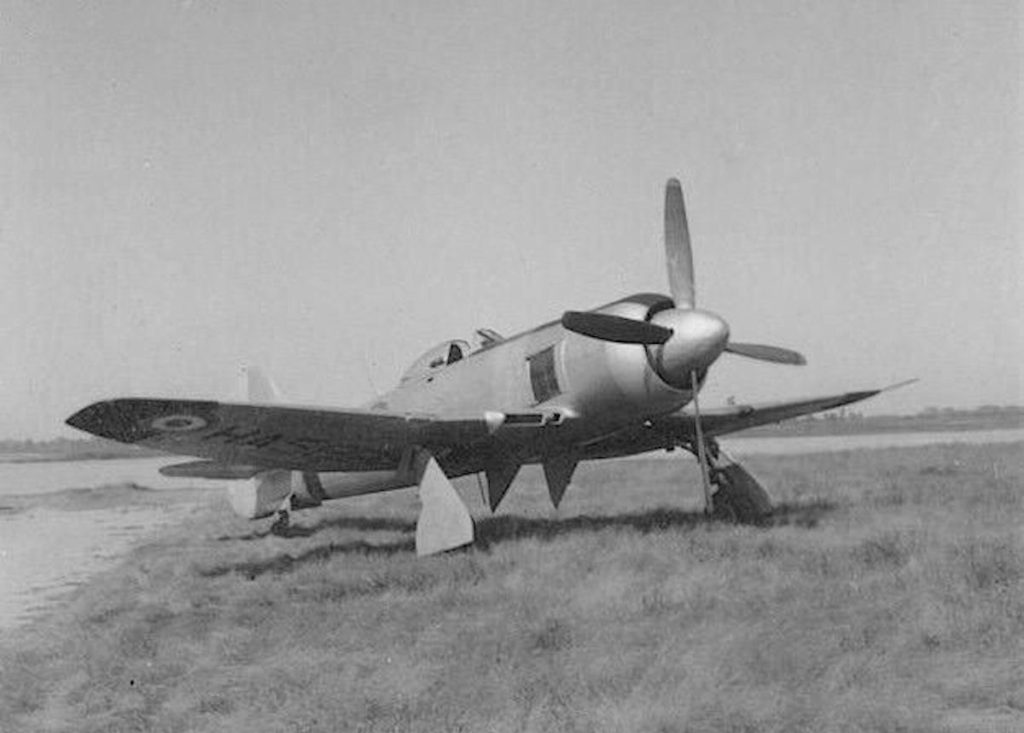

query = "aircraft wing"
[[669, 389, 884, 439], [66, 398, 506, 473], [580, 388, 885, 459]]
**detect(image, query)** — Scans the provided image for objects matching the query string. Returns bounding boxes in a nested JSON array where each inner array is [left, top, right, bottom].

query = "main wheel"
[[710, 465, 772, 525]]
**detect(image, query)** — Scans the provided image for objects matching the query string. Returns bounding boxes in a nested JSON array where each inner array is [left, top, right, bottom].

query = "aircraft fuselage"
[[375, 293, 697, 457]]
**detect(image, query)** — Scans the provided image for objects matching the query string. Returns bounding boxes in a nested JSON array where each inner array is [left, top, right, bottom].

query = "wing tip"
[[66, 400, 143, 443], [66, 400, 114, 436], [881, 378, 920, 393], [841, 389, 883, 405], [841, 378, 919, 407], [66, 398, 220, 444]]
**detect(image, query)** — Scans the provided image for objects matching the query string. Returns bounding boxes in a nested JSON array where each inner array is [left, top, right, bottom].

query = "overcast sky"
[[1, 1, 1020, 439]]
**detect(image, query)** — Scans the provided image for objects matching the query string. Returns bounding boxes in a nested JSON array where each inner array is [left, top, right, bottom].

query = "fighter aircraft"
[[67, 178, 900, 555]]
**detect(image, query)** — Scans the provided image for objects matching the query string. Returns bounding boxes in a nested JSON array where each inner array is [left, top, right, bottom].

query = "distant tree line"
[[797, 405, 1023, 423]]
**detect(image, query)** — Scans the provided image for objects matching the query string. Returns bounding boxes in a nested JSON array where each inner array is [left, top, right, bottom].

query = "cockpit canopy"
[[399, 329, 507, 384], [400, 340, 471, 384]]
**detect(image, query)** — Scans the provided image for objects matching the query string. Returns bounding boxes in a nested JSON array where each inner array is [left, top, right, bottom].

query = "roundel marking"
[[151, 414, 208, 432]]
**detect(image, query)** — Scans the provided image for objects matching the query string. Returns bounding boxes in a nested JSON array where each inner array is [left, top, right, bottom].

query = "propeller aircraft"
[[67, 178, 899, 555]]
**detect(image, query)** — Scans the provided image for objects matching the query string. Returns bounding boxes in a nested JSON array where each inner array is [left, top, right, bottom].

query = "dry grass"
[[1, 442, 1022, 732]]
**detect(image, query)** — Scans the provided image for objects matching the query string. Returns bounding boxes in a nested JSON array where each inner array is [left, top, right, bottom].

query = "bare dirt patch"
[[0, 484, 214, 629]]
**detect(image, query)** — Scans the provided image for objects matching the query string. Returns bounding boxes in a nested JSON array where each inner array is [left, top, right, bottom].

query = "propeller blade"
[[725, 342, 806, 366], [561, 311, 673, 345], [665, 178, 695, 308]]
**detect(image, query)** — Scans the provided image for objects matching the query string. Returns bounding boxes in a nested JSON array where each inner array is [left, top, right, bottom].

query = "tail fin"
[[233, 366, 283, 403], [227, 366, 293, 520]]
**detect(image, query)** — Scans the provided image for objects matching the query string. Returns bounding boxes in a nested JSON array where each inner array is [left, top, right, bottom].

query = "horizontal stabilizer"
[[159, 460, 263, 480], [228, 468, 294, 519]]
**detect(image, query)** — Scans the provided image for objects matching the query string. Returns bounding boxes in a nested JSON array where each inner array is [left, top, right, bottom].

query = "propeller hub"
[[648, 308, 729, 388]]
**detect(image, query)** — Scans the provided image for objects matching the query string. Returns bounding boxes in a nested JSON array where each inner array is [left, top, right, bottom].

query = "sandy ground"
[[0, 487, 209, 630]]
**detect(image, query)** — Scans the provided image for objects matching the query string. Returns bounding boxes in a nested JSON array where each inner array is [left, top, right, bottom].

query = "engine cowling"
[[557, 297, 685, 420]]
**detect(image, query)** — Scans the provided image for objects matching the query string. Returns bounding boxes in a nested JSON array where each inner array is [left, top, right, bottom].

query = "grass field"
[[1, 442, 1021, 732]]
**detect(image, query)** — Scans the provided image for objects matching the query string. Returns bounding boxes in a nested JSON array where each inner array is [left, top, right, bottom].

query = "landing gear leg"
[[686, 438, 773, 525], [270, 509, 290, 536]]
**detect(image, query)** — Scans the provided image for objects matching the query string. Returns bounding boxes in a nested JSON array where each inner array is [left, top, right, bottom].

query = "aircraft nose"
[[648, 308, 730, 388]]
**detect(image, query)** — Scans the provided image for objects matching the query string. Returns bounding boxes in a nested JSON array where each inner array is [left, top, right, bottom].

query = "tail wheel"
[[270, 510, 290, 535]]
